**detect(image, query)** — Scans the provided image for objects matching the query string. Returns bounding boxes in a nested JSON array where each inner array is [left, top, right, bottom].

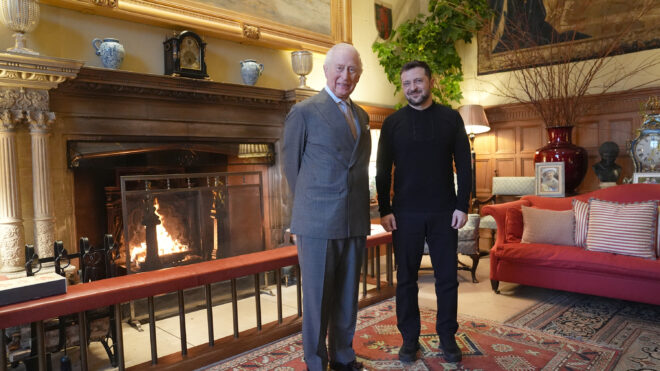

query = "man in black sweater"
[[376, 60, 471, 364]]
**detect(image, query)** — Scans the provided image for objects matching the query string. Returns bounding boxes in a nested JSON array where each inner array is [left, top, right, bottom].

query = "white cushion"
[[491, 177, 535, 196]]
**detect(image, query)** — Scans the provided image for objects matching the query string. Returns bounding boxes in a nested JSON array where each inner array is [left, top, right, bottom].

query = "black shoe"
[[398, 340, 420, 363], [440, 336, 462, 363], [329, 359, 364, 370]]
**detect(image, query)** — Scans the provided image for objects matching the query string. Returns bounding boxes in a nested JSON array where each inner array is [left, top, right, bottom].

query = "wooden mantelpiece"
[[474, 86, 660, 197], [50, 67, 292, 141]]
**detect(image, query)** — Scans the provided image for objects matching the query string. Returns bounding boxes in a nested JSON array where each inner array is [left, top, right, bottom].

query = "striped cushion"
[[572, 199, 589, 248], [585, 199, 658, 259]]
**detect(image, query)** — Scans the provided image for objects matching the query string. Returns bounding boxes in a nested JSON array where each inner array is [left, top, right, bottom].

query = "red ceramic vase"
[[534, 126, 588, 195]]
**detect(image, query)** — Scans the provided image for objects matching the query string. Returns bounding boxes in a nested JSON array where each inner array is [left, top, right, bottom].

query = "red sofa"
[[482, 183, 660, 306]]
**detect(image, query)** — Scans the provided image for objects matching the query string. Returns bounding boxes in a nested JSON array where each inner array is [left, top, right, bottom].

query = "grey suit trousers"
[[296, 235, 365, 371]]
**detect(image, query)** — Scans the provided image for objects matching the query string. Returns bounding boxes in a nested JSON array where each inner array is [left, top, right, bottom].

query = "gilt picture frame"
[[535, 162, 565, 197], [633, 172, 660, 184], [478, 0, 660, 75], [42, 0, 351, 53]]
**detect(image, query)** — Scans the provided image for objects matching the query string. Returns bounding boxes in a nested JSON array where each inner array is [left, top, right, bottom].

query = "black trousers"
[[393, 211, 459, 343]]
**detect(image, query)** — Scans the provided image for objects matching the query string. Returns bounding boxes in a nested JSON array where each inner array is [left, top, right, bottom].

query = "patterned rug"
[[506, 292, 660, 371], [202, 298, 619, 370]]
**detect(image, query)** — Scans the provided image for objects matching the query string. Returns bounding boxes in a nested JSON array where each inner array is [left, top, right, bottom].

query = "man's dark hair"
[[400, 60, 432, 79]]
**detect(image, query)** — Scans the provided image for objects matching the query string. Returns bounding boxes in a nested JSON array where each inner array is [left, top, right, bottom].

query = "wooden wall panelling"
[[481, 86, 660, 195], [521, 158, 535, 177], [473, 133, 492, 192], [519, 125, 543, 154]]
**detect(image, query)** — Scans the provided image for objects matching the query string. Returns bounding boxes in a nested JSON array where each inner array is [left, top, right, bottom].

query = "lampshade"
[[237, 143, 272, 158], [458, 105, 490, 135]]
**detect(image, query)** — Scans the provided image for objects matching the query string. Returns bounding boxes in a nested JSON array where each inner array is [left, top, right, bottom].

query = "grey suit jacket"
[[283, 89, 371, 239]]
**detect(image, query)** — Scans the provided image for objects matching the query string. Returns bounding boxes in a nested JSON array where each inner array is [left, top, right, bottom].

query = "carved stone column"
[[28, 110, 56, 259], [0, 53, 82, 273], [0, 110, 25, 272]]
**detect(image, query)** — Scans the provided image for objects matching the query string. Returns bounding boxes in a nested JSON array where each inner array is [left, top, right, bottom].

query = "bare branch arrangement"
[[485, 0, 660, 127]]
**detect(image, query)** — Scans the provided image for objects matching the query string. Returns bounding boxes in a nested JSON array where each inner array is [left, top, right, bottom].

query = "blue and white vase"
[[240, 59, 264, 85], [92, 38, 125, 69]]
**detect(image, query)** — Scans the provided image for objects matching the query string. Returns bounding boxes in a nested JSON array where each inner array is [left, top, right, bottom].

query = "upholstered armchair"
[[456, 213, 481, 283]]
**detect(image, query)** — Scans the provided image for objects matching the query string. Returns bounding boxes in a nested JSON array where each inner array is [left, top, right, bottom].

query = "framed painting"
[[42, 0, 351, 53], [535, 162, 565, 197], [478, 0, 660, 74], [633, 172, 660, 184]]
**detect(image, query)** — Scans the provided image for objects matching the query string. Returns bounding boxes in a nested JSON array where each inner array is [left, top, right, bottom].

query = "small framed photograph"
[[535, 162, 565, 197], [633, 172, 660, 184]]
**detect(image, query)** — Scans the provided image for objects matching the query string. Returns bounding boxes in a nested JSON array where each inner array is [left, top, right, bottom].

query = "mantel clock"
[[164, 31, 208, 79], [631, 98, 660, 172]]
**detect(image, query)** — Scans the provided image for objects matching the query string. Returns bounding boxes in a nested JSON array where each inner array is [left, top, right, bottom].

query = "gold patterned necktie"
[[339, 100, 357, 140]]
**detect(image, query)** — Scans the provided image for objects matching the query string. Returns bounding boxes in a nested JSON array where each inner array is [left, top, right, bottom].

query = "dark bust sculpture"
[[593, 141, 622, 183]]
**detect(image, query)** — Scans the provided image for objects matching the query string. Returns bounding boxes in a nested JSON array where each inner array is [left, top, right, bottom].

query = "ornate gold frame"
[[42, 0, 351, 53]]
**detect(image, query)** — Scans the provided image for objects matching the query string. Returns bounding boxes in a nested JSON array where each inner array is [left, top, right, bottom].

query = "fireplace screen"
[[120, 171, 264, 273]]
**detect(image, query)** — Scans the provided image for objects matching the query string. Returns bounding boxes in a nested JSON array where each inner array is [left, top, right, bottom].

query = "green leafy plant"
[[372, 0, 491, 106]]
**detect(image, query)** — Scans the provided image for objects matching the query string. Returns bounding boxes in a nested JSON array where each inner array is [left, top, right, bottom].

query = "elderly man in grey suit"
[[283, 43, 371, 371]]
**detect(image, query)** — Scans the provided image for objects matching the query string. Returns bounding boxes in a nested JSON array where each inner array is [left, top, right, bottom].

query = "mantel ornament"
[[240, 59, 263, 86], [0, 0, 40, 55], [164, 31, 208, 79], [630, 96, 660, 172], [93, 38, 125, 69], [291, 50, 313, 89]]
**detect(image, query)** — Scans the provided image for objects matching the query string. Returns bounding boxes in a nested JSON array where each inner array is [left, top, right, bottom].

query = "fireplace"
[[41, 67, 304, 263]]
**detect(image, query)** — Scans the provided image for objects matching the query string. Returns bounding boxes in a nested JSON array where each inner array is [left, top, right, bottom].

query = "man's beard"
[[406, 90, 430, 106]]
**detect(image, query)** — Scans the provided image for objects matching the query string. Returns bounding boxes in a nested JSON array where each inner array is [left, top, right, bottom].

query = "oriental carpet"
[[201, 298, 621, 370], [506, 292, 660, 371]]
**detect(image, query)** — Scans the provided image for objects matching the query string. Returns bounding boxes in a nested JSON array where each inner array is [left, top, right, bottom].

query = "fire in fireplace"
[[128, 197, 191, 268], [120, 171, 264, 273]]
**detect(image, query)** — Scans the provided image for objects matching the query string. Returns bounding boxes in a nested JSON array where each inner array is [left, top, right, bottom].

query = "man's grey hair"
[[324, 43, 363, 71]]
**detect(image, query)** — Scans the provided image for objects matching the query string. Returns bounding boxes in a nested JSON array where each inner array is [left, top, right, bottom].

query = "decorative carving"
[[91, 0, 118, 7], [0, 69, 67, 84], [34, 220, 55, 259], [0, 87, 49, 111], [0, 223, 26, 272], [0, 52, 82, 90], [242, 24, 261, 40], [27, 110, 55, 132], [57, 80, 283, 106], [0, 109, 23, 131]]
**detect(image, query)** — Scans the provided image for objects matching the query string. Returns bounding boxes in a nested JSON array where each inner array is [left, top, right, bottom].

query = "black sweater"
[[376, 103, 472, 216]]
